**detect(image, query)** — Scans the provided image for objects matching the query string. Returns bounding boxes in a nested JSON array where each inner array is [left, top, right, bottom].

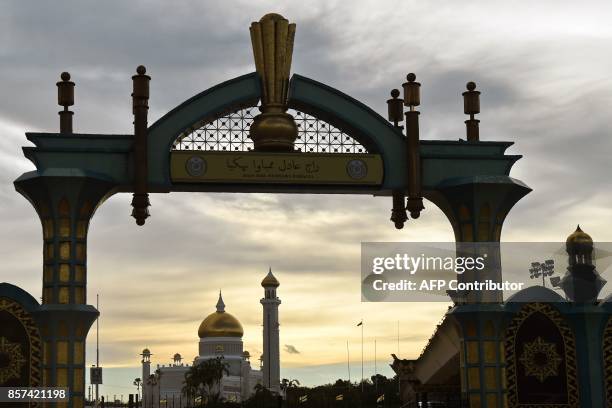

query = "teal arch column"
[[15, 170, 115, 408], [568, 304, 609, 407], [429, 175, 530, 408]]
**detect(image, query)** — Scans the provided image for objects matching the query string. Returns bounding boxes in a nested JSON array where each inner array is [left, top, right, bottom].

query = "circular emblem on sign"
[[346, 159, 368, 180], [185, 156, 206, 177]]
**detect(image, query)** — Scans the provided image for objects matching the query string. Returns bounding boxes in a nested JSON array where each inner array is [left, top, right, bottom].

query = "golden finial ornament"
[[402, 73, 420, 110], [387, 89, 404, 128], [249, 13, 298, 151], [463, 81, 480, 141], [57, 72, 74, 133]]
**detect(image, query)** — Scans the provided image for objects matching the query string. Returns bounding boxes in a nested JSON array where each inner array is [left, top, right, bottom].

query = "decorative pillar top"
[[249, 13, 296, 107], [248, 14, 298, 151]]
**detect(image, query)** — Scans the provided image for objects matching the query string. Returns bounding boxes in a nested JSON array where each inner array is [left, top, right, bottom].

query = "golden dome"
[[198, 292, 244, 338], [566, 225, 593, 246], [261, 268, 280, 287]]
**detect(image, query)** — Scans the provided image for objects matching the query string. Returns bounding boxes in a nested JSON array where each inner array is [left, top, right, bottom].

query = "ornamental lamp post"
[[387, 89, 408, 229], [402, 73, 424, 220]]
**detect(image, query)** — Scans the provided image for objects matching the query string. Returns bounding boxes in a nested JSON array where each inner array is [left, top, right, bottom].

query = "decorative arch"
[[603, 316, 612, 407], [147, 72, 406, 190], [505, 303, 579, 407]]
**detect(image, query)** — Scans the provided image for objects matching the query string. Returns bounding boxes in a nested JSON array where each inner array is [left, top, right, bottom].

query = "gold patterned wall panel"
[[0, 297, 42, 407], [504, 303, 579, 408]]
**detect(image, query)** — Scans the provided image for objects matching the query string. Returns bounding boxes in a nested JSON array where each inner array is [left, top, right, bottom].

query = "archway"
[[11, 13, 530, 408]]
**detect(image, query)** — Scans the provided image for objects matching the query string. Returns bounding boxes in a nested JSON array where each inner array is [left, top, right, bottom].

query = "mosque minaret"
[[140, 269, 282, 406], [261, 268, 281, 394]]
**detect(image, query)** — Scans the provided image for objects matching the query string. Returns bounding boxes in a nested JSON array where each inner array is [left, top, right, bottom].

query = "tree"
[[145, 370, 163, 407], [183, 357, 229, 407], [133, 378, 142, 401], [281, 378, 300, 390], [280, 379, 300, 407], [244, 384, 276, 408]]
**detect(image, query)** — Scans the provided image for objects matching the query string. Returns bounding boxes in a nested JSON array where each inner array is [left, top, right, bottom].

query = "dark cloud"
[[284, 344, 300, 354]]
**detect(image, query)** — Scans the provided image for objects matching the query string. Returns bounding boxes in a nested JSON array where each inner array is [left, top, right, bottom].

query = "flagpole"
[[397, 320, 401, 402], [361, 319, 364, 394], [397, 320, 400, 355], [96, 294, 99, 404], [346, 340, 351, 384], [374, 338, 377, 393]]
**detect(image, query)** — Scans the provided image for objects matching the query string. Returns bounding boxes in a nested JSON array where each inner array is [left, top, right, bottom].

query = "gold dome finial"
[[566, 225, 593, 247], [216, 290, 225, 312], [261, 267, 280, 287], [249, 13, 298, 151]]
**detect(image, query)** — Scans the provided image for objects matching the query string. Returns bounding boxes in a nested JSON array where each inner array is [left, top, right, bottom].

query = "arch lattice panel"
[[172, 105, 368, 154]]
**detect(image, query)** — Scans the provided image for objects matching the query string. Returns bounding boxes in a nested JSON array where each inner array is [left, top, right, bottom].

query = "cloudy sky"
[[1, 0, 612, 397]]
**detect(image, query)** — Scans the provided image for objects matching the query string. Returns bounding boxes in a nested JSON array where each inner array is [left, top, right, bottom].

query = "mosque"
[[140, 269, 281, 406]]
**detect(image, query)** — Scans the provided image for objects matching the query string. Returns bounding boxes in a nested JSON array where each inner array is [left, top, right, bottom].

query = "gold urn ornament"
[[249, 13, 298, 151]]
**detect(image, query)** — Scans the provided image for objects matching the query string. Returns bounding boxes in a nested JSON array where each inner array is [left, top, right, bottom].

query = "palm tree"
[[133, 378, 142, 405], [280, 379, 300, 408], [280, 378, 300, 390], [145, 370, 162, 408], [182, 357, 229, 407]]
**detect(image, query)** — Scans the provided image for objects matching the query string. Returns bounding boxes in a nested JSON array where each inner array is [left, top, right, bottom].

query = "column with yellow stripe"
[[17, 175, 113, 408], [429, 177, 529, 407]]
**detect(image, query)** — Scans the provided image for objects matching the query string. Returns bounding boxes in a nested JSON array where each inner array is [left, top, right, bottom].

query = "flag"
[[299, 395, 308, 403], [335, 394, 343, 401], [357, 321, 363, 327], [377, 394, 385, 403]]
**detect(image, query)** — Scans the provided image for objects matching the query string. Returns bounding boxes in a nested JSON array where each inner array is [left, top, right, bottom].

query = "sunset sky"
[[2, 0, 612, 397]]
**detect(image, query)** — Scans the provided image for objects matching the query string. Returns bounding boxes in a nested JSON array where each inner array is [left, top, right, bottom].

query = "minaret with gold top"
[[561, 225, 606, 302], [249, 13, 298, 151], [261, 268, 281, 394]]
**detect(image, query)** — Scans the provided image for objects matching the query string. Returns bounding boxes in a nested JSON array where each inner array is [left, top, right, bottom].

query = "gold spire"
[[250, 13, 295, 106], [216, 290, 225, 312], [249, 13, 298, 151]]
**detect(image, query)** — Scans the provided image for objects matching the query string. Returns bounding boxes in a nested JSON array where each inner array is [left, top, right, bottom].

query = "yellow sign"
[[170, 151, 383, 185]]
